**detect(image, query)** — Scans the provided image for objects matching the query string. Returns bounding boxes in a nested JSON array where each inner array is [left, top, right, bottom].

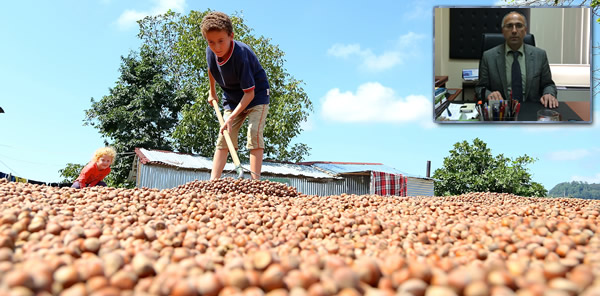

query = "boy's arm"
[[220, 89, 255, 134], [207, 70, 218, 104]]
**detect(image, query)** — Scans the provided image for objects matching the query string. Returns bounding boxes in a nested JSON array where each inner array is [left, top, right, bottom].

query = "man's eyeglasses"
[[503, 23, 525, 30]]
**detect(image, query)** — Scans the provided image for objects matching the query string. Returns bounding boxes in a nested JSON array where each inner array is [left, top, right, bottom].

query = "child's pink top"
[[75, 162, 111, 187]]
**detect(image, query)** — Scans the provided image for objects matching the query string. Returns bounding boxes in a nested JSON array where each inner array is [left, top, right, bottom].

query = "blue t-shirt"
[[207, 40, 270, 110]]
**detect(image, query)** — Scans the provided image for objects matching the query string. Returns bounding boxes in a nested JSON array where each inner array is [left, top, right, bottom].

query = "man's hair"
[[201, 11, 233, 36], [92, 147, 116, 162], [501, 11, 527, 29]]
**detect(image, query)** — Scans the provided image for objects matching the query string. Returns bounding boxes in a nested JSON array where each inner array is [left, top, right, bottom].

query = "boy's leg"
[[213, 109, 247, 179], [249, 149, 263, 180], [211, 149, 229, 180], [246, 104, 269, 180]]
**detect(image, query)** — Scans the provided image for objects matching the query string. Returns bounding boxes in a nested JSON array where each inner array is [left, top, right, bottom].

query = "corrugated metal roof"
[[305, 161, 434, 180], [135, 148, 336, 179]]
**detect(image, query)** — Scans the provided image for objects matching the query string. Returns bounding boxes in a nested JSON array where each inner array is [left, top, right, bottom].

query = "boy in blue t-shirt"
[[201, 11, 270, 180]]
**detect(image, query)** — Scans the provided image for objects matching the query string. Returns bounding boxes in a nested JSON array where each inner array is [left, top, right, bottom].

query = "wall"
[[136, 162, 435, 197], [435, 7, 590, 90]]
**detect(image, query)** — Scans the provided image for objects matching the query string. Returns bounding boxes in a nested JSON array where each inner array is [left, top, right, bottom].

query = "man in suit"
[[476, 11, 558, 108]]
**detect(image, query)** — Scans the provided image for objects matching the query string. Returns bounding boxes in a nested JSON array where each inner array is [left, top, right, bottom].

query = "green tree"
[[84, 47, 192, 187], [137, 10, 312, 162], [79, 10, 312, 187], [548, 181, 600, 199], [58, 163, 84, 183], [432, 138, 547, 197]]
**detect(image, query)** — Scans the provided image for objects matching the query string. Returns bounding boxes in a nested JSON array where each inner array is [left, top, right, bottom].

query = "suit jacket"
[[475, 43, 557, 102]]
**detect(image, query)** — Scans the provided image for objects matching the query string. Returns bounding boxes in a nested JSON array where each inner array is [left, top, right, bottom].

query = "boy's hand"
[[220, 116, 233, 135], [207, 96, 217, 105]]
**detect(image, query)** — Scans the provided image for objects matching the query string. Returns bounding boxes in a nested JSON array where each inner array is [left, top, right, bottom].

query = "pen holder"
[[480, 99, 519, 122], [481, 114, 518, 121]]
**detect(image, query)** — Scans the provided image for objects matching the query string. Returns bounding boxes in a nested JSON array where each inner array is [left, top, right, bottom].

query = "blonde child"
[[72, 147, 116, 189]]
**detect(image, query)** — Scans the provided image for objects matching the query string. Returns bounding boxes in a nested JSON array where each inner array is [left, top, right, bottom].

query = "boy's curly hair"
[[92, 147, 116, 162], [201, 11, 233, 36]]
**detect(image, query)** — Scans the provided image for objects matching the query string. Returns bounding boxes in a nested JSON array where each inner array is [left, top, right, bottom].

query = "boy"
[[201, 11, 270, 180], [72, 146, 116, 188]]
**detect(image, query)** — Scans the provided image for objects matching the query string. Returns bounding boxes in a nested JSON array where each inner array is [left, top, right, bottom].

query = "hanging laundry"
[[370, 171, 407, 196]]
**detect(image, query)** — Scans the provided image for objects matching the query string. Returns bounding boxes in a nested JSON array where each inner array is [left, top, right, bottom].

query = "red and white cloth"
[[370, 171, 407, 196]]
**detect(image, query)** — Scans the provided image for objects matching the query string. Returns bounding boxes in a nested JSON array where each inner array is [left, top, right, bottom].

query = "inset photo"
[[434, 7, 592, 123]]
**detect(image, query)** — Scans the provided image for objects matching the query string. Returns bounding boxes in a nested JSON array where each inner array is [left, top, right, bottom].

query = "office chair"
[[480, 33, 535, 58]]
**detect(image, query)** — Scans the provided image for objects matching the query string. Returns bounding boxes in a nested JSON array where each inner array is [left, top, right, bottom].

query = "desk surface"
[[517, 101, 590, 122], [565, 101, 591, 122], [436, 100, 591, 123], [434, 88, 462, 118]]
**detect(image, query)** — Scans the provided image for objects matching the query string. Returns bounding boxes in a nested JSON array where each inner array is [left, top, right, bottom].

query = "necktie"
[[511, 51, 523, 102]]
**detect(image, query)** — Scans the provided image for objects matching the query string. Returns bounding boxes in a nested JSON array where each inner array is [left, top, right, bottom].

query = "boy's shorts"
[[216, 104, 269, 150]]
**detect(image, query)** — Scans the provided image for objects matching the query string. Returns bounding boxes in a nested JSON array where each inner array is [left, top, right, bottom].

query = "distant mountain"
[[548, 181, 600, 200]]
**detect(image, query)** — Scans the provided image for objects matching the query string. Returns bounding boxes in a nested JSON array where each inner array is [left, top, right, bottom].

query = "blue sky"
[[1, 0, 598, 192]]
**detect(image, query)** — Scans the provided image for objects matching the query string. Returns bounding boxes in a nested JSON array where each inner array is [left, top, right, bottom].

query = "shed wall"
[[137, 164, 432, 197], [406, 177, 435, 196], [263, 174, 370, 196], [137, 164, 212, 189], [137, 163, 371, 195]]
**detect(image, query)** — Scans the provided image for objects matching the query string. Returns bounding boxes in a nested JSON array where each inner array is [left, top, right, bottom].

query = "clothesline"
[[0, 171, 71, 187]]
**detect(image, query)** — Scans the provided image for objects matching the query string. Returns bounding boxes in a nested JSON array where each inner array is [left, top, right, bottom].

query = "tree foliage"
[[137, 10, 313, 162], [548, 181, 600, 199], [80, 10, 312, 187], [432, 138, 547, 197], [84, 47, 192, 187], [58, 163, 85, 183]]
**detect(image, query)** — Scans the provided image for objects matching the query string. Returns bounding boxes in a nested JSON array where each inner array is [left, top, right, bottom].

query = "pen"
[[483, 106, 488, 121], [495, 105, 500, 121], [447, 107, 452, 117]]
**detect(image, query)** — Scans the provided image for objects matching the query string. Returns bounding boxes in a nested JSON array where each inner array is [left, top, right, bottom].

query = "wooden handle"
[[210, 100, 241, 167]]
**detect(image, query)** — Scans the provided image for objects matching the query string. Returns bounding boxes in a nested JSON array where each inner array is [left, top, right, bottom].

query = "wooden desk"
[[564, 101, 591, 122], [435, 76, 448, 88], [434, 88, 462, 119]]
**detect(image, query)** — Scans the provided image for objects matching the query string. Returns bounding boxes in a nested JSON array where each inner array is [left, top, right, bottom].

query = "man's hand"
[[540, 94, 558, 108], [487, 91, 504, 101]]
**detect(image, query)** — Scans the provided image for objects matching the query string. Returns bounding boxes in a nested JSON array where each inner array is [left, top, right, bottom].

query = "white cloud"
[[327, 44, 361, 58], [547, 149, 592, 161], [116, 0, 186, 30], [327, 32, 425, 72], [571, 173, 600, 184], [321, 82, 430, 125], [403, 4, 430, 20]]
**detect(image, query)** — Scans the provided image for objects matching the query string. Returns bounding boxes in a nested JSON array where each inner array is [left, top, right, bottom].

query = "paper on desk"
[[446, 103, 480, 121]]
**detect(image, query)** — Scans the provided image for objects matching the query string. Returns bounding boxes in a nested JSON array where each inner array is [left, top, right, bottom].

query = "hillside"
[[548, 181, 600, 200]]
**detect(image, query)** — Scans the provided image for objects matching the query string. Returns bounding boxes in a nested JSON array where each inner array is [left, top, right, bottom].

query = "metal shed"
[[132, 148, 435, 196], [300, 162, 435, 197]]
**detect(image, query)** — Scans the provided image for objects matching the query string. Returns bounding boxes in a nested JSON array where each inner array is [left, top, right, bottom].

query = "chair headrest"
[[481, 33, 536, 58]]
